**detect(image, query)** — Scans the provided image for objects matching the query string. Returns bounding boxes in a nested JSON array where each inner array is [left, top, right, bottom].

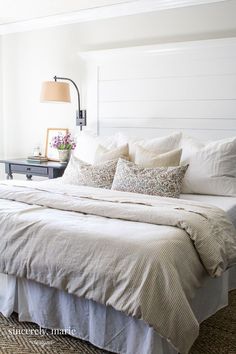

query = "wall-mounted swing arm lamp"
[[41, 76, 87, 131]]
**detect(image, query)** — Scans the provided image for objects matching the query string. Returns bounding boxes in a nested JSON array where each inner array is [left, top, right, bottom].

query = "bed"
[[1, 38, 236, 354], [0, 177, 235, 354]]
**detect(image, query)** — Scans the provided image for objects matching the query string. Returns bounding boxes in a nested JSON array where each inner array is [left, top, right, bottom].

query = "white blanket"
[[0, 180, 235, 354]]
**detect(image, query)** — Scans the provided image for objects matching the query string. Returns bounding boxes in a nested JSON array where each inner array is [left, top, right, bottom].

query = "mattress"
[[181, 194, 236, 227]]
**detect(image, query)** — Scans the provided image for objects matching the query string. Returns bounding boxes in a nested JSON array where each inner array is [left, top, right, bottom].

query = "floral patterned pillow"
[[62, 155, 118, 189], [111, 158, 188, 198]]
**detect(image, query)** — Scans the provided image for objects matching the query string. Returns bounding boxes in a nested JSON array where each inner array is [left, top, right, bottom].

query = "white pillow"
[[129, 132, 182, 161], [73, 131, 127, 164], [181, 136, 236, 196], [180, 135, 205, 162], [95, 144, 129, 163], [135, 146, 182, 168]]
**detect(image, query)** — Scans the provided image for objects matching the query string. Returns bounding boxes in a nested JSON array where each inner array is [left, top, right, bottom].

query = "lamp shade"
[[40, 81, 71, 103]]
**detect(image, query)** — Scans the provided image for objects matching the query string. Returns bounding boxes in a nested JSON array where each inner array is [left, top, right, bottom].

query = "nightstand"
[[0, 159, 67, 180]]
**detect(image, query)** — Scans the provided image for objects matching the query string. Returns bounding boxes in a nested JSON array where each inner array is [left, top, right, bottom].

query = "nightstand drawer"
[[11, 164, 47, 175]]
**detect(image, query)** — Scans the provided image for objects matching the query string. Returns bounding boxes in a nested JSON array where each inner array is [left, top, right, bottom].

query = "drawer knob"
[[27, 167, 31, 171]]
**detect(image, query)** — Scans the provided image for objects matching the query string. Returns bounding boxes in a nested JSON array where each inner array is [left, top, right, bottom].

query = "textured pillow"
[[62, 155, 118, 189], [135, 146, 182, 168], [129, 132, 182, 161], [95, 144, 129, 163], [181, 136, 236, 196], [112, 158, 188, 198]]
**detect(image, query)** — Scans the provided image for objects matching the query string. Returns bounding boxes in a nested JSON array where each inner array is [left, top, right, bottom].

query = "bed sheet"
[[181, 194, 236, 227]]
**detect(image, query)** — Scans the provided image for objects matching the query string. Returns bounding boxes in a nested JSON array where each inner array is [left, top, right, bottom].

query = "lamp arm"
[[54, 75, 86, 130], [54, 76, 81, 112]]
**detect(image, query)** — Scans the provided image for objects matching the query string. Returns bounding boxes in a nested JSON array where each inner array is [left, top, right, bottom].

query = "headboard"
[[82, 37, 236, 140]]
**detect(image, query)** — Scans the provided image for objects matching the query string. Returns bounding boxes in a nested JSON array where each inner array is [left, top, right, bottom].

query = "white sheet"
[[181, 194, 236, 227]]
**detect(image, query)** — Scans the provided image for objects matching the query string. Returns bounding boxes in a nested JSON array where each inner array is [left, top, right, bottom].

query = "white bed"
[[1, 37, 236, 354], [0, 191, 235, 354]]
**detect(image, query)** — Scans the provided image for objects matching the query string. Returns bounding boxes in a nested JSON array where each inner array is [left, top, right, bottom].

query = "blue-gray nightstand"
[[0, 159, 67, 180]]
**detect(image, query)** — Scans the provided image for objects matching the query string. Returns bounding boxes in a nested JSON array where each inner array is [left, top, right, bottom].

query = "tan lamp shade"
[[40, 81, 71, 103]]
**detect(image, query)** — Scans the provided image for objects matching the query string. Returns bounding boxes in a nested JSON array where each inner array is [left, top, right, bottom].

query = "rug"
[[0, 290, 235, 354]]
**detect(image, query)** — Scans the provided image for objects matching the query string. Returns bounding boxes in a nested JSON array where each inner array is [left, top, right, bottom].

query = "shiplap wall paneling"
[[84, 38, 236, 140], [100, 101, 236, 119], [99, 76, 236, 101]]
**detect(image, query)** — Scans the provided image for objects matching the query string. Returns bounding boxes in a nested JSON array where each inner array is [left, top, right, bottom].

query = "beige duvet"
[[0, 180, 235, 354]]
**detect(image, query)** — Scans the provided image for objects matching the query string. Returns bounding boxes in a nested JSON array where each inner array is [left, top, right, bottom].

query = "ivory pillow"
[[62, 155, 118, 189], [180, 135, 205, 162], [135, 146, 182, 168], [112, 158, 188, 198], [129, 132, 182, 161], [181, 136, 236, 196], [73, 131, 127, 164], [95, 144, 129, 163]]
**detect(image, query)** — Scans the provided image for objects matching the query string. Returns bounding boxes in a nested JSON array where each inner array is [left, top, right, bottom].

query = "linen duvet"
[[0, 180, 235, 354]]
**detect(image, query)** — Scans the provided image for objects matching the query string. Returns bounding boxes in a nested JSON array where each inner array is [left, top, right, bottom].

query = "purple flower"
[[50, 132, 77, 150]]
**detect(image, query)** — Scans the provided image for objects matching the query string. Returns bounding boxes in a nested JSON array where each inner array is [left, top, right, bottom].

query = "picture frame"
[[45, 128, 68, 161]]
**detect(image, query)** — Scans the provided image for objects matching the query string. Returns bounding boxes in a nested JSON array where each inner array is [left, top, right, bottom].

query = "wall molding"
[[0, 0, 227, 35], [80, 37, 236, 63]]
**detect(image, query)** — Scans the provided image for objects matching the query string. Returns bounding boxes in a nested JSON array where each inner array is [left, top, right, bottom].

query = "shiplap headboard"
[[82, 37, 236, 140]]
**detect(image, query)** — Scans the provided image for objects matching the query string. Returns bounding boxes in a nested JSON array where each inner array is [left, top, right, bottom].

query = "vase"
[[58, 150, 70, 163]]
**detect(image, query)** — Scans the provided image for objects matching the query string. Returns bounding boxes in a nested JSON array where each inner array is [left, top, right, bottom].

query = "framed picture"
[[45, 128, 68, 161]]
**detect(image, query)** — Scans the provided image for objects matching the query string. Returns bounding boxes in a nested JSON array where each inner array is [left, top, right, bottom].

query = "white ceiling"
[[0, 0, 228, 34], [0, 0, 132, 24]]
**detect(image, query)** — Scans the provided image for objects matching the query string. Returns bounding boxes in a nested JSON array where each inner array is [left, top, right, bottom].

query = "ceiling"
[[0, 0, 132, 25], [0, 0, 228, 34]]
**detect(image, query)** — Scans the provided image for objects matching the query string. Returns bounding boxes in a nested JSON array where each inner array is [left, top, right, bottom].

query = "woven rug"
[[0, 290, 235, 354]]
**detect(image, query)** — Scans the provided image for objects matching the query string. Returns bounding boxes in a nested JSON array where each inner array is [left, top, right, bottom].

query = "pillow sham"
[[95, 144, 129, 163], [73, 131, 126, 164], [180, 134, 205, 162], [181, 136, 236, 196], [135, 146, 182, 168], [129, 132, 182, 161], [112, 158, 188, 198], [62, 155, 118, 189]]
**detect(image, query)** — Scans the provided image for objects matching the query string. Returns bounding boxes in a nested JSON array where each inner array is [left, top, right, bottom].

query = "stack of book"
[[27, 156, 49, 164]]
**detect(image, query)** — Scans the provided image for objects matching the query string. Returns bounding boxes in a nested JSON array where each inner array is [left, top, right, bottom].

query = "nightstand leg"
[[26, 174, 32, 180], [7, 173, 13, 180]]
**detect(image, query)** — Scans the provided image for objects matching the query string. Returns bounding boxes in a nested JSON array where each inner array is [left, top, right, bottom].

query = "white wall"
[[0, 0, 236, 167], [0, 36, 2, 153], [0, 36, 4, 178], [1, 30, 87, 159]]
